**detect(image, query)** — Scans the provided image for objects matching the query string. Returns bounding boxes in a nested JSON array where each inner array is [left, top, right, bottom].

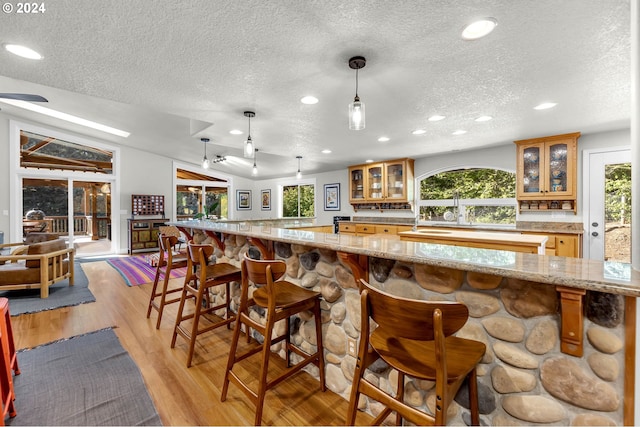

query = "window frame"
[[416, 166, 517, 228], [279, 178, 316, 219]]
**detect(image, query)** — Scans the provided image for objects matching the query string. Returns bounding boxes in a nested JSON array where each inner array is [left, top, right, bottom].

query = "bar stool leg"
[[312, 300, 326, 392], [254, 314, 275, 426]]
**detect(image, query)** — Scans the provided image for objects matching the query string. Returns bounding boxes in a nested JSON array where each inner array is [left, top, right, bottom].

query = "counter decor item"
[[236, 190, 251, 210], [324, 183, 340, 211]]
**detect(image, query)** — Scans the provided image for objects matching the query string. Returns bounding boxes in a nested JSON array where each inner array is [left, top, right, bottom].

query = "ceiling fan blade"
[[0, 93, 49, 102]]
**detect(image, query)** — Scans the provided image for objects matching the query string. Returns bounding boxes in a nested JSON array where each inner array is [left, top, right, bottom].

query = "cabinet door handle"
[[559, 240, 564, 244]]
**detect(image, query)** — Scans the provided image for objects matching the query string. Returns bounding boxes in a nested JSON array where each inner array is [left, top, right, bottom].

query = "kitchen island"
[[173, 219, 637, 426]]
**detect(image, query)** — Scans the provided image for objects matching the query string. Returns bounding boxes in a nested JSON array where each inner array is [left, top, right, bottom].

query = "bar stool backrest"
[[187, 243, 214, 267], [241, 253, 286, 286], [359, 278, 469, 341]]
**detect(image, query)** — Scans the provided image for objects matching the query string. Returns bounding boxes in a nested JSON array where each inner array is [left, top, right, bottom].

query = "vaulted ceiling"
[[0, 1, 631, 179]]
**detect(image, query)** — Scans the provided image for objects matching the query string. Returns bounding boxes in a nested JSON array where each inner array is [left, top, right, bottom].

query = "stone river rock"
[[482, 317, 525, 342], [501, 279, 558, 318], [300, 251, 321, 271], [324, 323, 347, 356], [325, 363, 348, 394], [587, 352, 619, 381], [404, 381, 425, 407], [391, 264, 412, 279], [316, 260, 334, 278], [291, 244, 308, 254], [336, 265, 357, 289], [370, 257, 396, 283], [540, 356, 619, 411], [525, 319, 558, 354], [320, 279, 342, 303], [345, 291, 362, 332], [455, 291, 500, 318], [301, 272, 319, 288], [493, 342, 538, 369], [454, 379, 496, 414], [586, 291, 624, 327], [571, 413, 616, 426], [467, 271, 503, 290], [457, 322, 494, 364], [341, 355, 356, 381], [586, 326, 623, 354], [247, 246, 261, 260], [318, 248, 337, 263], [274, 241, 292, 258], [285, 256, 300, 279], [502, 395, 566, 423], [330, 302, 346, 323], [385, 278, 424, 300], [491, 365, 536, 393], [414, 264, 464, 293]]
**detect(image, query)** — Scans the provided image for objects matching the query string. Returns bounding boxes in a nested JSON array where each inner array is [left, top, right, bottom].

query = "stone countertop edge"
[[340, 219, 584, 234], [173, 220, 638, 297]]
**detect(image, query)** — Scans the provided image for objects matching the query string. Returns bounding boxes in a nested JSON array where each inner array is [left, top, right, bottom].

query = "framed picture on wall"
[[261, 189, 271, 210], [324, 183, 340, 211], [237, 190, 251, 210]]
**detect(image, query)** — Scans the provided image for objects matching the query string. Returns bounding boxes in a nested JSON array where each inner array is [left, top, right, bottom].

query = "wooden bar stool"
[[171, 243, 241, 367], [346, 279, 486, 426], [0, 298, 17, 423], [146, 234, 189, 329], [221, 253, 326, 426]]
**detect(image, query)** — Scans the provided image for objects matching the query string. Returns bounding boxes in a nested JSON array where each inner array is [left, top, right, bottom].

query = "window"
[[418, 168, 516, 226], [282, 184, 315, 218], [175, 168, 229, 220]]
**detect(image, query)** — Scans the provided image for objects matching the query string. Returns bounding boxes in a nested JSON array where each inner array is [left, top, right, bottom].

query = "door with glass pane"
[[585, 149, 631, 262]]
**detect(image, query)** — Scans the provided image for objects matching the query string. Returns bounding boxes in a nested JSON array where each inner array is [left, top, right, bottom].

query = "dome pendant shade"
[[348, 56, 366, 130]]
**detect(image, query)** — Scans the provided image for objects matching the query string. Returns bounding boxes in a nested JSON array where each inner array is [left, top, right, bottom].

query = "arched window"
[[418, 168, 516, 226]]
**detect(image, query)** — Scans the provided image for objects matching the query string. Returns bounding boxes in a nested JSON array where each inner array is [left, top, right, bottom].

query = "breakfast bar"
[[174, 219, 638, 426]]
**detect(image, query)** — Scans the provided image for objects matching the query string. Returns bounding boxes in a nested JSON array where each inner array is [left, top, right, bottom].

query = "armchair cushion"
[[25, 239, 68, 268]]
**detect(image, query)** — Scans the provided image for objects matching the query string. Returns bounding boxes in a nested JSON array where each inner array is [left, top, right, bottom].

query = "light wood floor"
[[11, 260, 371, 426]]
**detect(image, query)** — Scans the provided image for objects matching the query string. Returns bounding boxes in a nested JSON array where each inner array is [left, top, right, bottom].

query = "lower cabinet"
[[128, 218, 169, 254]]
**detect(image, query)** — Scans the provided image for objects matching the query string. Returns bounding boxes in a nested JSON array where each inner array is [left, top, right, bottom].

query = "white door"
[[584, 148, 631, 261]]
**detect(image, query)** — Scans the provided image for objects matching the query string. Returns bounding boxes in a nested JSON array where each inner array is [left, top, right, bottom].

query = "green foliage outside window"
[[605, 163, 631, 224], [283, 184, 315, 217], [420, 169, 516, 224]]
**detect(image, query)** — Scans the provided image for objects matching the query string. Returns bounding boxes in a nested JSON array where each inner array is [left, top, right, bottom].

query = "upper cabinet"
[[514, 132, 580, 213], [349, 158, 414, 209]]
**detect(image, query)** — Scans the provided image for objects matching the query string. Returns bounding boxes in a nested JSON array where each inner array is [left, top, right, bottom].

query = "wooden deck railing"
[[43, 216, 110, 238]]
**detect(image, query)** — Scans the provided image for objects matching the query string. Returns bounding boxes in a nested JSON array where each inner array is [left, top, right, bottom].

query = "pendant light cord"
[[354, 68, 359, 99]]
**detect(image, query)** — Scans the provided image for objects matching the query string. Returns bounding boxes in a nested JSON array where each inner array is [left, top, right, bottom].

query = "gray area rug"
[[8, 328, 162, 426], [1, 263, 96, 316]]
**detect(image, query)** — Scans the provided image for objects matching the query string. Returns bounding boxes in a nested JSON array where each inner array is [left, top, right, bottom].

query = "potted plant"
[[194, 201, 219, 220]]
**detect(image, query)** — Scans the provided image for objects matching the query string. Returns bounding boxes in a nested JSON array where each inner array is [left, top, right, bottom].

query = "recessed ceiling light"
[[0, 98, 129, 137], [378, 136, 390, 142], [475, 115, 493, 122], [412, 129, 426, 135], [462, 18, 498, 40], [428, 115, 446, 122], [4, 44, 43, 60], [534, 102, 557, 110], [321, 149, 332, 154], [300, 96, 318, 105], [452, 130, 467, 135], [365, 159, 374, 163], [229, 129, 243, 135]]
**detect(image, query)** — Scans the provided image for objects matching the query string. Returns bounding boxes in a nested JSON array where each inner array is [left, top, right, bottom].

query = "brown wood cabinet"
[[127, 218, 169, 254], [348, 158, 414, 209], [515, 132, 580, 213], [339, 222, 411, 236]]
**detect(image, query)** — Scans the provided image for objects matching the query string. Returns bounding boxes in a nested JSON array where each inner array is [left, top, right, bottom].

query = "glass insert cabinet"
[[348, 158, 414, 207], [515, 132, 580, 213]]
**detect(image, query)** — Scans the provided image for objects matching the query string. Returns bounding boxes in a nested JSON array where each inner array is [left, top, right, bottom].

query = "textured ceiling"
[[0, 0, 631, 179]]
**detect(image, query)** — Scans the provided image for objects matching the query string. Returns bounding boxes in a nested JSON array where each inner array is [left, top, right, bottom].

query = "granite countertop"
[[173, 220, 638, 297]]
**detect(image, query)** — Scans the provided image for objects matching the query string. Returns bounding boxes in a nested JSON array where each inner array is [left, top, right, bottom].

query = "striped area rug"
[[106, 255, 187, 286]]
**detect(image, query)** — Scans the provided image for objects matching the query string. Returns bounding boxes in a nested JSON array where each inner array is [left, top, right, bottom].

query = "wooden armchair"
[[0, 237, 75, 298]]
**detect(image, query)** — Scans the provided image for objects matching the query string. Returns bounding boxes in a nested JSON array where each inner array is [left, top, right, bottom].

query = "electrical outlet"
[[347, 337, 357, 357]]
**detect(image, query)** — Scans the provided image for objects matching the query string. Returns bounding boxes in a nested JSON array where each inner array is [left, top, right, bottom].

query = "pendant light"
[[252, 148, 258, 176], [296, 155, 302, 179], [348, 56, 366, 130], [244, 111, 255, 158], [201, 137, 210, 169]]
